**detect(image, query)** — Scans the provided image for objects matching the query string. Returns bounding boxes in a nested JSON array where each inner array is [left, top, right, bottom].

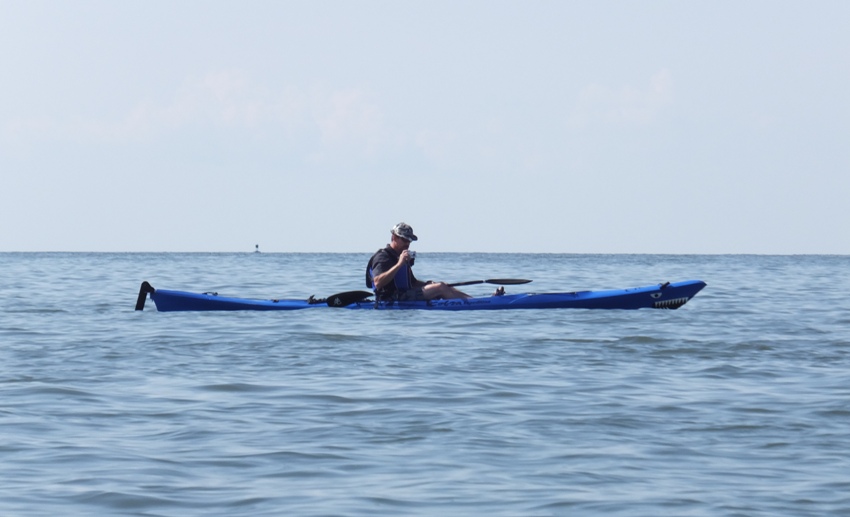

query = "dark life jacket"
[[366, 246, 416, 300]]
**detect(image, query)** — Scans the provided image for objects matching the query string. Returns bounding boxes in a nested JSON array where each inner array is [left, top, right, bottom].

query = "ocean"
[[1, 252, 848, 516]]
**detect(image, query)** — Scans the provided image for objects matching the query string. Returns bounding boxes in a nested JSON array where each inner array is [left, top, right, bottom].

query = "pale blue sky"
[[2, 1, 848, 253]]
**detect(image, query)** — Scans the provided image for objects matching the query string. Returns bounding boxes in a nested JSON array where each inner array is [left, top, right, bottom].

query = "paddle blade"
[[485, 278, 532, 285], [326, 290, 373, 307]]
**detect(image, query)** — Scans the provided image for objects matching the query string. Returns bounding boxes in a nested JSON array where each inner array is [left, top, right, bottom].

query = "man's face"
[[393, 234, 411, 250]]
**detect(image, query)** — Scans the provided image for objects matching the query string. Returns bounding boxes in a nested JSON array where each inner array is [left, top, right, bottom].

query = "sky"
[[1, 1, 848, 253]]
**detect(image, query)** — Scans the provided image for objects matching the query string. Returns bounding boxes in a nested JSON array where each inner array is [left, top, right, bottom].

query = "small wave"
[[694, 364, 745, 379], [242, 450, 352, 462], [21, 385, 97, 398], [3, 308, 69, 314], [617, 335, 669, 345], [71, 490, 186, 511], [195, 383, 279, 393]]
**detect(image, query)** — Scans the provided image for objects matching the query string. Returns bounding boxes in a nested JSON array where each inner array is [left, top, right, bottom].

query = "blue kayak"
[[136, 280, 706, 312]]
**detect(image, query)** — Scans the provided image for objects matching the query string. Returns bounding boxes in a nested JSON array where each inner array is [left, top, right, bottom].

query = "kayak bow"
[[136, 280, 706, 312]]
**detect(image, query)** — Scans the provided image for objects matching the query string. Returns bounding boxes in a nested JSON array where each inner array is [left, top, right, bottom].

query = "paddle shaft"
[[448, 278, 532, 287]]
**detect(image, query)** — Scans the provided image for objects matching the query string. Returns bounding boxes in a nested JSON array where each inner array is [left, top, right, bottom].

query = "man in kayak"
[[366, 222, 471, 301]]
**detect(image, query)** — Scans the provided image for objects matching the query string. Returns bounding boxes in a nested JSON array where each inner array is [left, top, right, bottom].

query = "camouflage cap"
[[391, 222, 418, 242]]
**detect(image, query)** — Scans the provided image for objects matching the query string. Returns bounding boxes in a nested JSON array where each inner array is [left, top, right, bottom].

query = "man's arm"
[[372, 250, 412, 290], [372, 262, 400, 289]]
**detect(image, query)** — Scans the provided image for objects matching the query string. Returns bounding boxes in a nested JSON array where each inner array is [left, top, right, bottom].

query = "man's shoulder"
[[370, 246, 395, 261], [369, 246, 396, 270]]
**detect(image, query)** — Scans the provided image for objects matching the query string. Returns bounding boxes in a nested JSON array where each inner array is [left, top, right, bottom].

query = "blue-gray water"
[[1, 253, 849, 516]]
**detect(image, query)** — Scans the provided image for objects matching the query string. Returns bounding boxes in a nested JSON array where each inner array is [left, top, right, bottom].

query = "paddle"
[[448, 278, 532, 287], [325, 290, 374, 307], [322, 280, 531, 306]]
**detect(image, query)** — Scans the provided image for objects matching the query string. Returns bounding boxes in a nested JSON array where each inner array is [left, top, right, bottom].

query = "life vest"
[[366, 247, 415, 299]]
